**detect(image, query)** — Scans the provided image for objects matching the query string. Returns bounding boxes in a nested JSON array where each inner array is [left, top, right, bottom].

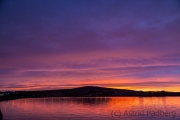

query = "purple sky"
[[0, 0, 180, 91]]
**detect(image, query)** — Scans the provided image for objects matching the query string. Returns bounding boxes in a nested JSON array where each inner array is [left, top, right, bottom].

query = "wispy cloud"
[[0, 0, 180, 91]]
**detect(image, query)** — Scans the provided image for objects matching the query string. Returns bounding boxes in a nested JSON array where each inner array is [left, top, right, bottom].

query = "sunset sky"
[[0, 0, 180, 91]]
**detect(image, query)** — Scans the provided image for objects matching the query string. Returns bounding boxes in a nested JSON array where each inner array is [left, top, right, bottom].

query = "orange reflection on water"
[[0, 97, 180, 120]]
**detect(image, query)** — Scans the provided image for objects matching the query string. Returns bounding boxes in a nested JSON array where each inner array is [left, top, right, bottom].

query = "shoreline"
[[1, 95, 180, 102], [1, 86, 180, 102]]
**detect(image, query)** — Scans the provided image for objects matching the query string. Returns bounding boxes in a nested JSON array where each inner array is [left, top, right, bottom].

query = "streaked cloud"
[[0, 0, 180, 91]]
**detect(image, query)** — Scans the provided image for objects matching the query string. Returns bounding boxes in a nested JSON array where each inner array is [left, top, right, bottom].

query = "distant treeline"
[[1, 86, 180, 101]]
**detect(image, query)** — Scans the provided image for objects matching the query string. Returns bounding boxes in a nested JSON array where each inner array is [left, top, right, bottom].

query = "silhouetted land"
[[1, 86, 180, 101], [0, 109, 2, 120]]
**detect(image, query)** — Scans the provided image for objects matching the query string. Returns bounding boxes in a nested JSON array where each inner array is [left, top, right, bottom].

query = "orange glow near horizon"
[[108, 86, 180, 92], [1, 81, 180, 92], [1, 68, 179, 92]]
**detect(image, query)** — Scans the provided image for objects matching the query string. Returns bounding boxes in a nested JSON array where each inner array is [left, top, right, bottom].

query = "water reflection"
[[2, 97, 111, 107], [0, 97, 180, 120], [60, 97, 111, 106]]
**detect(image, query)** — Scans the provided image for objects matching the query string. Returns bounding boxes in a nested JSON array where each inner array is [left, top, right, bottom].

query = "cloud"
[[0, 0, 180, 91]]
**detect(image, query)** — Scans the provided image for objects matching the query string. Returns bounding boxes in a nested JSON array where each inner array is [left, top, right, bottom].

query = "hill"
[[0, 86, 180, 101]]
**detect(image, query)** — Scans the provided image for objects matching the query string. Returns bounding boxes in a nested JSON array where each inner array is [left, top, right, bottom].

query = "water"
[[0, 97, 180, 120]]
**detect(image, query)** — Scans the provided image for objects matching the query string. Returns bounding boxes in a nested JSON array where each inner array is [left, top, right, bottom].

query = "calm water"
[[0, 97, 180, 120]]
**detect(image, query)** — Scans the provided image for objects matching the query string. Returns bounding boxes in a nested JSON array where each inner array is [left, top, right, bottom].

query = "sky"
[[0, 0, 180, 91]]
